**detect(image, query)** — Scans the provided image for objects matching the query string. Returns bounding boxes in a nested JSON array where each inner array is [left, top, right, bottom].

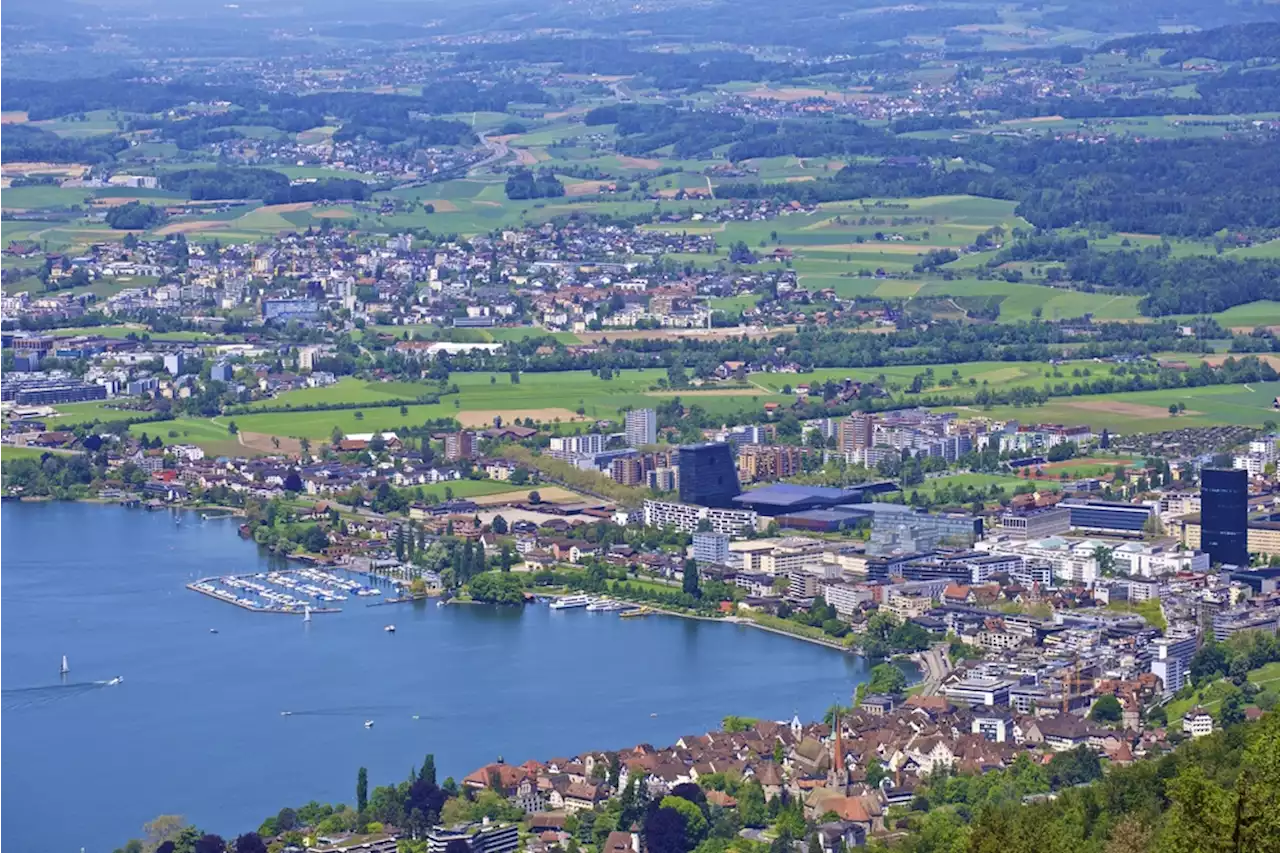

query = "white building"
[[1182, 707, 1214, 738], [624, 408, 657, 448], [642, 499, 757, 537]]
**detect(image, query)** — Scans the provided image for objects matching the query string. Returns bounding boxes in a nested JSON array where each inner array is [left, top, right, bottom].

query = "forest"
[[1, 123, 129, 163], [159, 168, 371, 204]]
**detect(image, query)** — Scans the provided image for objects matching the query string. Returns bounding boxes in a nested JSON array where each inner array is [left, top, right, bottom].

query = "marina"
[[187, 567, 383, 614], [3, 502, 869, 853]]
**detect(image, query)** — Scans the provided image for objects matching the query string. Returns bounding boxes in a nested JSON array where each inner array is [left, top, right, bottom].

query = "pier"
[[187, 566, 383, 613]]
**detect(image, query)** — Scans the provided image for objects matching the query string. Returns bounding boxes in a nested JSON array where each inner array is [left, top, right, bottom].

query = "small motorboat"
[[364, 719, 375, 728], [106, 676, 123, 686], [650, 712, 659, 718], [384, 625, 396, 633], [281, 711, 293, 716], [209, 628, 219, 634]]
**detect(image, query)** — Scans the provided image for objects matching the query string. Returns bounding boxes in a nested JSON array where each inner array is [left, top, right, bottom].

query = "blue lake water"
[[2, 502, 870, 852]]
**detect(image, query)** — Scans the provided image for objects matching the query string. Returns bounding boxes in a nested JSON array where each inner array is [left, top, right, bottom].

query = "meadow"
[[946, 380, 1280, 432], [217, 370, 789, 441], [747, 359, 1107, 398]]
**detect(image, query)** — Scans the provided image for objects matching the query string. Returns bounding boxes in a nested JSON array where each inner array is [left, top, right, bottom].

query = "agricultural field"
[[219, 370, 789, 441], [946, 381, 1280, 433], [748, 359, 1108, 398], [913, 279, 1144, 322], [368, 325, 581, 344]]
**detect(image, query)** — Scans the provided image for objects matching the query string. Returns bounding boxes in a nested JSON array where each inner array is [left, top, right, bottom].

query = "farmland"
[[946, 381, 1280, 433], [189, 370, 790, 442]]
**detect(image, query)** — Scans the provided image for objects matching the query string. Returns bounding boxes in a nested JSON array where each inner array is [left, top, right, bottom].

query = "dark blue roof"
[[732, 484, 863, 508]]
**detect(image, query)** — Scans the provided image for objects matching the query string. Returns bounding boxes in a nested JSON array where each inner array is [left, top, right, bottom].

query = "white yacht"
[[384, 624, 396, 633], [550, 594, 592, 610], [364, 719, 375, 728]]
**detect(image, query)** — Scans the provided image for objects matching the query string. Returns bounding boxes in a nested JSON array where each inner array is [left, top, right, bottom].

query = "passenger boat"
[[550, 594, 592, 610], [619, 607, 651, 618]]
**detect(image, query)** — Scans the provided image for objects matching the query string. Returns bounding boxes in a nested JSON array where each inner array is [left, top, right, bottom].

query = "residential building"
[[1182, 707, 1215, 738], [164, 353, 185, 376], [1150, 634, 1198, 697], [643, 499, 757, 537], [692, 531, 730, 566], [444, 431, 475, 461], [549, 433, 608, 460], [426, 823, 520, 853], [624, 408, 657, 448]]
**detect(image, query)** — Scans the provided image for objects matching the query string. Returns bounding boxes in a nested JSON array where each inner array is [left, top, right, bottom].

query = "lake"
[[2, 502, 871, 852]]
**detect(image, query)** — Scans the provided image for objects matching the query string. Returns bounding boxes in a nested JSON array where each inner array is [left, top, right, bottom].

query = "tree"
[[864, 662, 908, 696], [682, 558, 700, 598], [528, 490, 541, 504], [193, 835, 227, 853], [227, 420, 239, 435], [1094, 546, 1116, 577], [660, 796, 708, 845], [420, 753, 437, 787], [233, 834, 268, 853], [283, 470, 303, 492], [492, 514, 508, 534], [1090, 694, 1123, 724], [357, 766, 369, 814], [643, 806, 689, 853], [737, 780, 768, 827]]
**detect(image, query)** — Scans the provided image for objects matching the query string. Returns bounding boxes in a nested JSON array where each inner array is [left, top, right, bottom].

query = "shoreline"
[[11, 498, 872, 660], [540, 591, 860, 655]]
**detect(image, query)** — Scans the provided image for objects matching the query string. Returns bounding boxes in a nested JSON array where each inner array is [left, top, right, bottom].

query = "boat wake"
[[2, 680, 118, 711]]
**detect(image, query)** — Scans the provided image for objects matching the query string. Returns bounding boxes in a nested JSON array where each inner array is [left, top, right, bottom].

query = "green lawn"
[[1, 445, 66, 463]]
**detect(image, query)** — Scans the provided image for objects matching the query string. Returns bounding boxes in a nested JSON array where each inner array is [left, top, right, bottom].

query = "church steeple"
[[829, 710, 848, 792]]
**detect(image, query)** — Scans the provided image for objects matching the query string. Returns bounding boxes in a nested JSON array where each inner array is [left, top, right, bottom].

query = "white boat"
[[364, 719, 375, 728], [106, 676, 123, 686], [209, 628, 219, 634], [60, 655, 69, 676], [586, 599, 621, 612], [303, 606, 312, 623], [550, 594, 592, 610], [281, 711, 293, 716], [384, 624, 396, 633]]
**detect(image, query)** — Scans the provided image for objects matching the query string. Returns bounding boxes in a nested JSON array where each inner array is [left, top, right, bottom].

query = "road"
[[916, 642, 953, 696], [469, 130, 511, 175]]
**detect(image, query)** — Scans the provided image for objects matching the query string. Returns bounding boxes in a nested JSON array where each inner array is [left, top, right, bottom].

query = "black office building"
[[678, 442, 741, 508], [1201, 468, 1247, 566]]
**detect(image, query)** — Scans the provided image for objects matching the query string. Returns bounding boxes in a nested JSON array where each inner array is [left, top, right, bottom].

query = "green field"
[[1166, 661, 1280, 723], [749, 359, 1104, 398], [946, 380, 1280, 432], [221, 370, 788, 440], [369, 325, 581, 344], [0, 445, 69, 462]]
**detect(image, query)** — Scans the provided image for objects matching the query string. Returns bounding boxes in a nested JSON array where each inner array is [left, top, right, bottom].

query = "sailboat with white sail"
[[303, 605, 312, 623], [60, 655, 69, 676]]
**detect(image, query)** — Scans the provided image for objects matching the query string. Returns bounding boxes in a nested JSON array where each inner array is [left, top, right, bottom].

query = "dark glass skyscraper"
[[678, 442, 741, 508], [1201, 468, 1247, 566]]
